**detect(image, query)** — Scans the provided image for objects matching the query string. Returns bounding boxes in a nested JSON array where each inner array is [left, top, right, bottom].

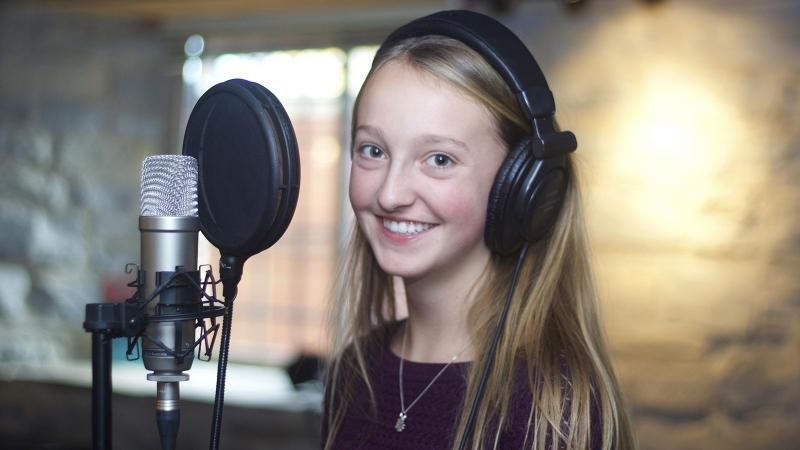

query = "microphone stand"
[[83, 301, 146, 450], [83, 267, 225, 450], [91, 331, 111, 449]]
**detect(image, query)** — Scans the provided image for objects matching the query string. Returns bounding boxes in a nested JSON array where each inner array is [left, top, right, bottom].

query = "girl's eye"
[[358, 144, 385, 160], [425, 153, 454, 168]]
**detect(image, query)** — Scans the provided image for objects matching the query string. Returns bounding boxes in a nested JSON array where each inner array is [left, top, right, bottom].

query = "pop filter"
[[182, 79, 300, 265], [182, 79, 301, 450]]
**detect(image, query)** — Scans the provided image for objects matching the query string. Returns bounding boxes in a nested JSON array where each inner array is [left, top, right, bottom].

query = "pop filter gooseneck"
[[182, 79, 300, 450]]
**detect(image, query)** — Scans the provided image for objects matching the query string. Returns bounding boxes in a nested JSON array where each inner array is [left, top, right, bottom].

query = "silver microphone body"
[[138, 155, 200, 449], [140, 215, 199, 373]]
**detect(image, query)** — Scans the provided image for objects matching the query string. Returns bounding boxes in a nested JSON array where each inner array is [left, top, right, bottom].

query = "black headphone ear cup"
[[517, 155, 568, 245], [486, 137, 570, 255], [485, 138, 532, 255]]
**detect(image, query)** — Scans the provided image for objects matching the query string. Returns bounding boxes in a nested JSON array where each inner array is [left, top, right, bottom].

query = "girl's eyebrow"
[[354, 124, 387, 142], [357, 125, 469, 151], [415, 133, 469, 150]]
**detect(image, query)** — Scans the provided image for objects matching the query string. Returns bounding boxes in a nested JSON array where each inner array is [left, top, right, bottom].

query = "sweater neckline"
[[381, 321, 471, 380], [385, 340, 472, 367]]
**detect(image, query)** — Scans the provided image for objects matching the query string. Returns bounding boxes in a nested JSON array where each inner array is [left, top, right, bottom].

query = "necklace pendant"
[[395, 412, 407, 432]]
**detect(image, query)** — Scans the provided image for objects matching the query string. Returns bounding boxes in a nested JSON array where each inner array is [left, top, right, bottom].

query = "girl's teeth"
[[383, 219, 432, 235]]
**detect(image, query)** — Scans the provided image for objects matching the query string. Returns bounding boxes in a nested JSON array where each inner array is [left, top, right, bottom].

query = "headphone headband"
[[378, 10, 555, 119], [377, 10, 576, 158]]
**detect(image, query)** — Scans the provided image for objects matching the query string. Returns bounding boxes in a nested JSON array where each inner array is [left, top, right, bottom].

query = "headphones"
[[377, 10, 577, 255]]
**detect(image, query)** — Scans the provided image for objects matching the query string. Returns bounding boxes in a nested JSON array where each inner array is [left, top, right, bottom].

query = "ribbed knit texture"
[[322, 323, 590, 449]]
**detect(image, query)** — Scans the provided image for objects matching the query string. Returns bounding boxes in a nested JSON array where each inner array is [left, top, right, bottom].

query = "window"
[[182, 45, 377, 365]]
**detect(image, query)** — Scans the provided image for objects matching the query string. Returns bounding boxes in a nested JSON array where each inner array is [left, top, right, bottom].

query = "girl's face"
[[349, 60, 506, 284]]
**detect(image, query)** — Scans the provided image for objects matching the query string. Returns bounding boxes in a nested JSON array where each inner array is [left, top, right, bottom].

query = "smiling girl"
[[323, 10, 635, 450]]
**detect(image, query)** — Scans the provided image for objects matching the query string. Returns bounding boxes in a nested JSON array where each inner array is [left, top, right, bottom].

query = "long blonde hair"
[[325, 35, 636, 450]]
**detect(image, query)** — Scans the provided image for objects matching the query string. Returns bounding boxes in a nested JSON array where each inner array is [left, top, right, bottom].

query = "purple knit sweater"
[[322, 324, 603, 450]]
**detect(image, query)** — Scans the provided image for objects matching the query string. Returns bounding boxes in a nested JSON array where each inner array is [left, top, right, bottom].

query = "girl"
[[323, 10, 635, 450]]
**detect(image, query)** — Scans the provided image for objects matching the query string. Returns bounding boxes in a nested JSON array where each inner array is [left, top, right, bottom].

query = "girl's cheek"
[[348, 169, 375, 209]]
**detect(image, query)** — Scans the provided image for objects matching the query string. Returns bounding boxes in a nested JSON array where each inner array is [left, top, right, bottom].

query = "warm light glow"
[[611, 61, 750, 246], [626, 64, 726, 158]]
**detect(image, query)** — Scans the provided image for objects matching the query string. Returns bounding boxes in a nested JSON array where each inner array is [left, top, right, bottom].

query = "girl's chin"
[[373, 255, 431, 280]]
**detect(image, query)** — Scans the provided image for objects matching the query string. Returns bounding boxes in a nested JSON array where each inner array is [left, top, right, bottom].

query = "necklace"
[[395, 323, 467, 433]]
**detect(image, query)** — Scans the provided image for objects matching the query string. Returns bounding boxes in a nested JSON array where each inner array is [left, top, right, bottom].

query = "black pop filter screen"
[[183, 79, 300, 259]]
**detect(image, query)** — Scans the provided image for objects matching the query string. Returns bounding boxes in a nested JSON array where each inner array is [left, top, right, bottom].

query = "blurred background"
[[0, 0, 798, 449]]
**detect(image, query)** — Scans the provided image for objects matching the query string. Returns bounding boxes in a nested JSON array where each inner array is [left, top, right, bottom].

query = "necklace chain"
[[396, 323, 467, 432]]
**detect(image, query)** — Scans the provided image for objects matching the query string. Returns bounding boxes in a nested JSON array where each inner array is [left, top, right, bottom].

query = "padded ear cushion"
[[485, 137, 532, 255], [516, 155, 568, 245]]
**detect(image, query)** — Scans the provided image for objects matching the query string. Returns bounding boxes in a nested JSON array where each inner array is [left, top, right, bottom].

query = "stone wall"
[[0, 7, 179, 360]]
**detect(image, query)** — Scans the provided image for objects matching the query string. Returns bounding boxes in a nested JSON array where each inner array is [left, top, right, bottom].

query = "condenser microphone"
[[82, 79, 299, 450], [139, 154, 201, 450]]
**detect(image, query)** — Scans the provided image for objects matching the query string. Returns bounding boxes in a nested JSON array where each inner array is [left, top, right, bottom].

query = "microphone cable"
[[457, 242, 529, 450]]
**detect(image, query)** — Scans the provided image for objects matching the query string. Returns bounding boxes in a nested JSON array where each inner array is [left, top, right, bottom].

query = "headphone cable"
[[458, 242, 529, 450]]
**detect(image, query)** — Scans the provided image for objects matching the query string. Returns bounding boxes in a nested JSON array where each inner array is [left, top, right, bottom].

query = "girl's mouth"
[[381, 217, 436, 236]]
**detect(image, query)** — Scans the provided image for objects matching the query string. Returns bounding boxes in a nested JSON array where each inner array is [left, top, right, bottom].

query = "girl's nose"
[[377, 165, 415, 211]]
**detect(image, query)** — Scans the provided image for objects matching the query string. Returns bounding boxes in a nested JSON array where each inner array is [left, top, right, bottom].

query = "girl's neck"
[[400, 297, 471, 363], [391, 257, 489, 363]]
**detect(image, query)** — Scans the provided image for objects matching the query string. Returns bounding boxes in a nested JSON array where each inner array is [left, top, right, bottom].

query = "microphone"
[[82, 79, 299, 450], [139, 154, 201, 450]]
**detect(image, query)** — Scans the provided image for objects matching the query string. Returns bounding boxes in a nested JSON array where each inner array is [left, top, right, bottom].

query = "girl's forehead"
[[363, 59, 456, 97], [356, 60, 493, 129], [353, 60, 505, 157]]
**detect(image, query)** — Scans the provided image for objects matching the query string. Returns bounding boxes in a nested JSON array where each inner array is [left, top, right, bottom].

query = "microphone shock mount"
[[83, 263, 227, 450]]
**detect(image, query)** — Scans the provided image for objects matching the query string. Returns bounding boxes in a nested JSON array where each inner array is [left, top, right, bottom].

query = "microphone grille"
[[140, 155, 199, 217]]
